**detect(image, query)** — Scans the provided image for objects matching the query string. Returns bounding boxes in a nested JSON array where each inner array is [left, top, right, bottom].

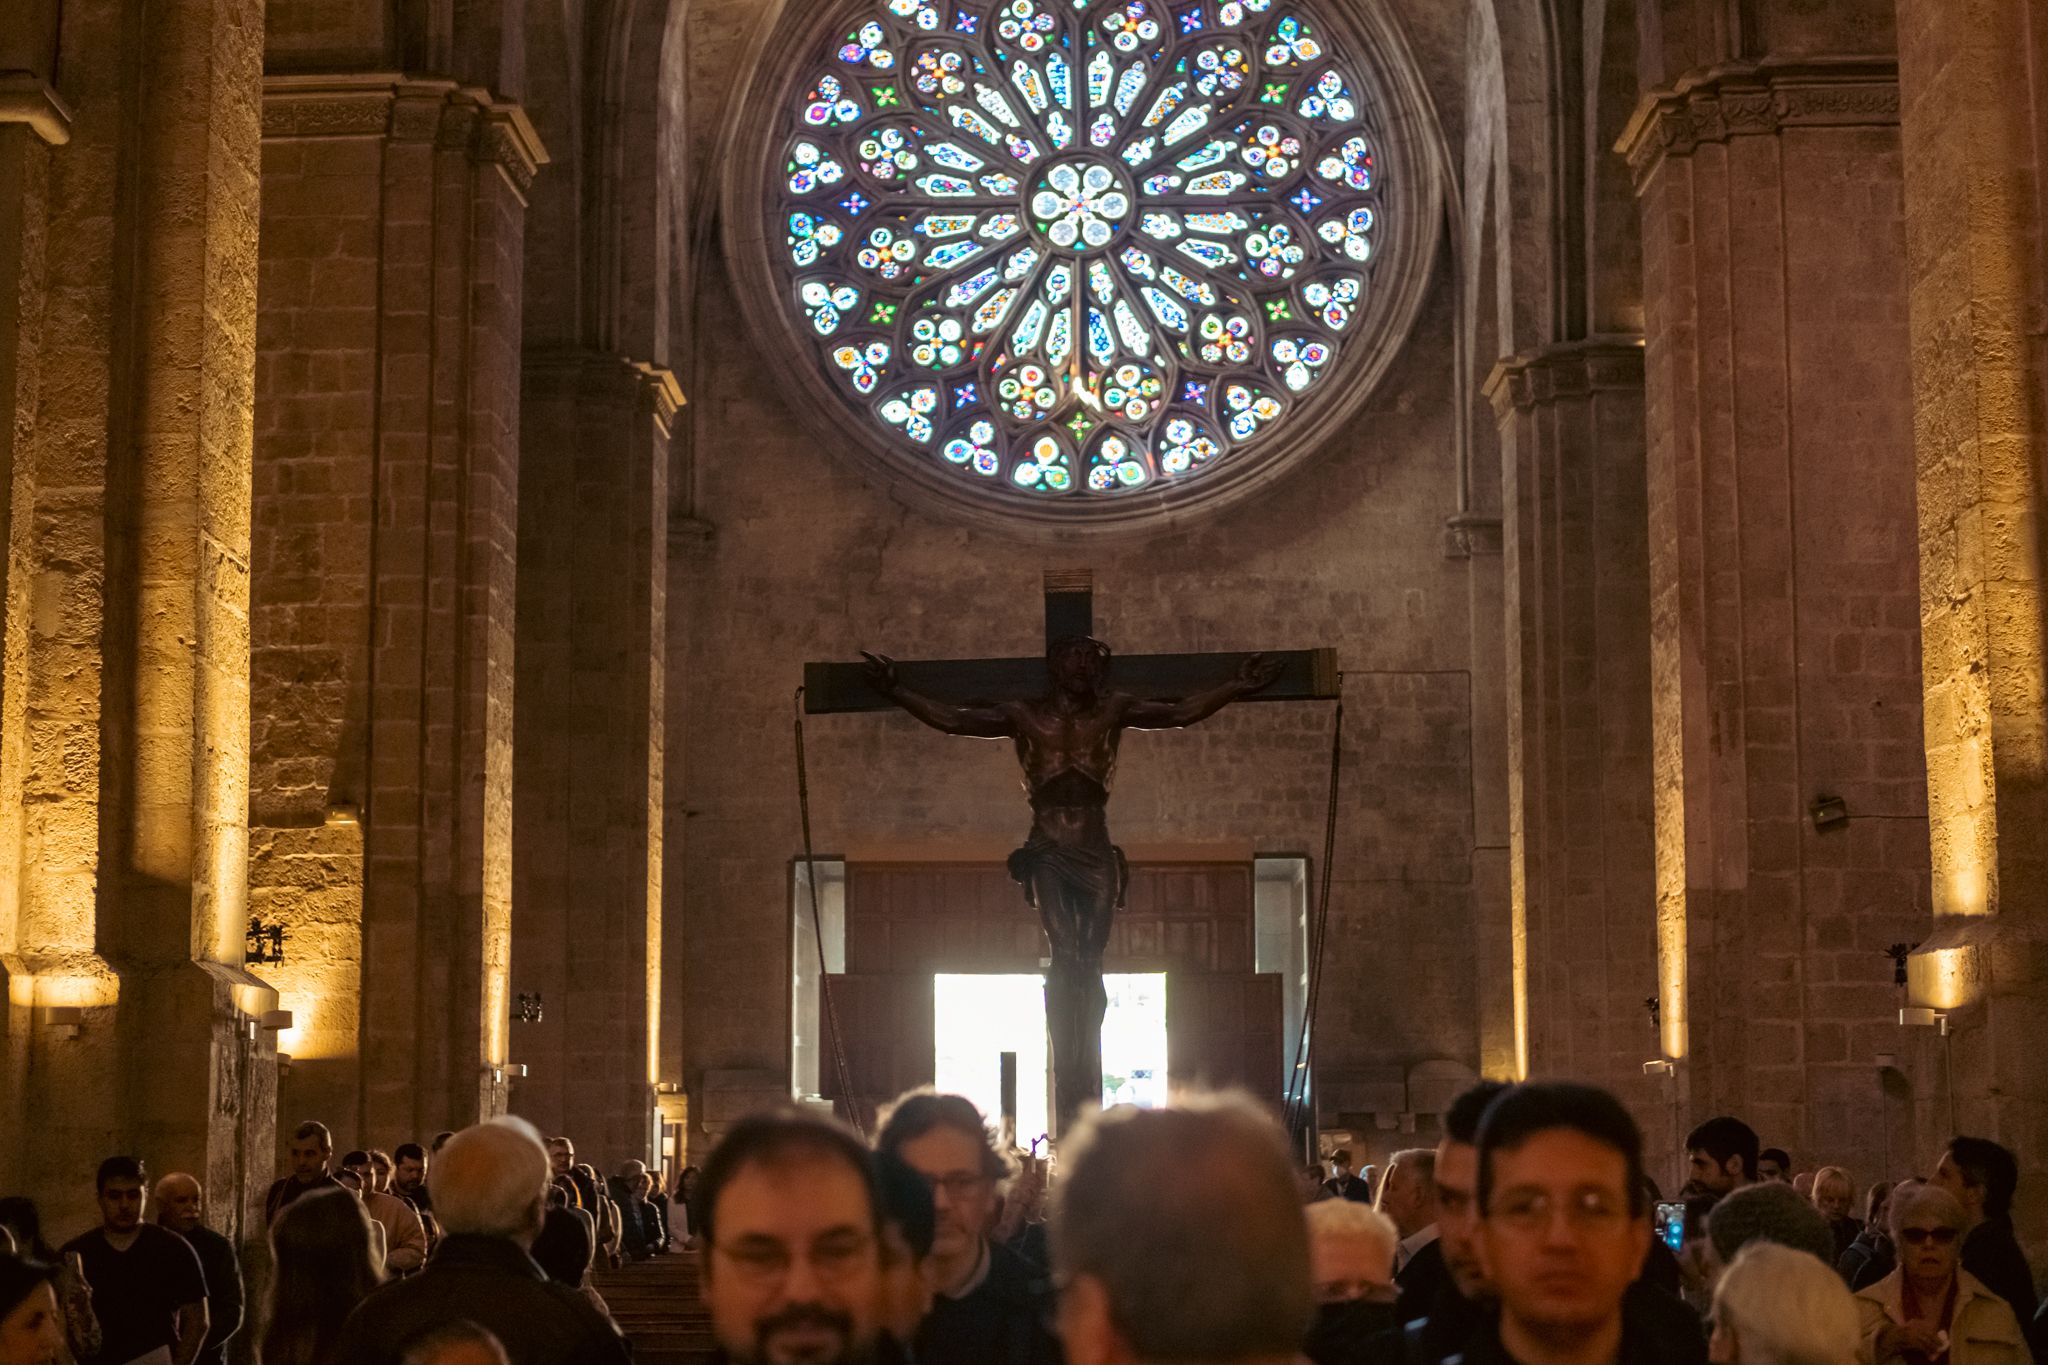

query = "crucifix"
[[804, 571, 1338, 1135]]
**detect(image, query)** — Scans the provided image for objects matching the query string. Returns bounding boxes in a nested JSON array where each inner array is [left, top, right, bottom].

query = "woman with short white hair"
[[1709, 1240, 1861, 1365], [1303, 1198, 1401, 1365], [1855, 1182, 2027, 1364]]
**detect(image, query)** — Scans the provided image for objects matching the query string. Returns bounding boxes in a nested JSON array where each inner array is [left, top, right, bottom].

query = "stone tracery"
[[764, 0, 1393, 503]]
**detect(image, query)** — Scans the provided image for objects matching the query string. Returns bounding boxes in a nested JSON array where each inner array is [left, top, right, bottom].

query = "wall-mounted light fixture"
[[46, 1006, 82, 1041], [1900, 1006, 1949, 1035], [1643, 1059, 1676, 1077], [261, 1009, 294, 1032], [504, 1063, 529, 1079], [245, 917, 287, 967], [277, 1052, 294, 1075], [1810, 795, 1849, 831]]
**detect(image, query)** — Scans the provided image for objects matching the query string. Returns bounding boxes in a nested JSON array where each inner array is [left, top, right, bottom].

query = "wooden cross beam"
[[803, 571, 1340, 714]]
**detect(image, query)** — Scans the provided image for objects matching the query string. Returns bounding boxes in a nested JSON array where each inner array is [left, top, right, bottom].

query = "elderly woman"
[[1856, 1183, 2027, 1364], [1710, 1240, 1862, 1365], [1303, 1199, 1400, 1365]]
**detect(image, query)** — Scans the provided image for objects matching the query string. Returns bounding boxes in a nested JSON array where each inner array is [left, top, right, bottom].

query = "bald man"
[[1055, 1095, 1311, 1365], [154, 1174, 244, 1365]]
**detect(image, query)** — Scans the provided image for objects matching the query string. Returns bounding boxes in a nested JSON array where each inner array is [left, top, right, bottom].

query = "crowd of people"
[[0, 1119, 689, 1365], [1, 1081, 2044, 1365]]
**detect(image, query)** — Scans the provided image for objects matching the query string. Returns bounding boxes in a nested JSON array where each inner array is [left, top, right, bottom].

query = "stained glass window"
[[768, 0, 1386, 502]]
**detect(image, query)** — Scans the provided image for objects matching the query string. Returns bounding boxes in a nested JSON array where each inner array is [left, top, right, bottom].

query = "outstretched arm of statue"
[[1123, 652, 1284, 730], [861, 651, 1016, 738]]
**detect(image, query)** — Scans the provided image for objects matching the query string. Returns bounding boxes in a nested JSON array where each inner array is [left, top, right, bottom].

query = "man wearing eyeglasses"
[[1461, 1082, 1704, 1365], [876, 1091, 1062, 1365], [698, 1111, 891, 1365]]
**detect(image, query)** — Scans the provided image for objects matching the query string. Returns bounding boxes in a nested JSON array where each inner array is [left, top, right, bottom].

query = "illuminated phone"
[[1654, 1200, 1686, 1253]]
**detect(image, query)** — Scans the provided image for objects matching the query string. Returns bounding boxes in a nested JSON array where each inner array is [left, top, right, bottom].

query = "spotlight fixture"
[[245, 917, 287, 967], [515, 992, 544, 1024], [1643, 1059, 1676, 1077], [260, 1009, 295, 1031], [1900, 1006, 1949, 1035], [1809, 795, 1849, 831]]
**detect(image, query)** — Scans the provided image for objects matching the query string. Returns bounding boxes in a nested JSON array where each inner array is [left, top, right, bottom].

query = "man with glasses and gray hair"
[[876, 1090, 1060, 1365]]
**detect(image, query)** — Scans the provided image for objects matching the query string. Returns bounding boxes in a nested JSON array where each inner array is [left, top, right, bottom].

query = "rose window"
[[764, 0, 1393, 506]]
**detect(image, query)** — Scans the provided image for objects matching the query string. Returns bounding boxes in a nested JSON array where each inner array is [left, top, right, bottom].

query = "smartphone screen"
[[1654, 1200, 1686, 1252]]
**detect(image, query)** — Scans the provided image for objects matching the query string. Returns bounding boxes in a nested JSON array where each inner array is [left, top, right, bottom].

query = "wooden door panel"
[[1167, 972, 1284, 1109], [818, 974, 934, 1111]]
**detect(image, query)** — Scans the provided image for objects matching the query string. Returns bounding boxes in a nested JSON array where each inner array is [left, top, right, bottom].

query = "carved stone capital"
[[0, 73, 74, 145], [1618, 57, 1899, 190], [261, 75, 547, 199], [1483, 338, 1646, 419], [523, 348, 689, 435], [1444, 514, 1504, 560]]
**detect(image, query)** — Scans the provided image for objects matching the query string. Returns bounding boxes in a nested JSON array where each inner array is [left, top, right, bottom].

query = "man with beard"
[[392, 1142, 444, 1257], [876, 1092, 1060, 1365], [698, 1110, 893, 1365], [1053, 1094, 1309, 1365]]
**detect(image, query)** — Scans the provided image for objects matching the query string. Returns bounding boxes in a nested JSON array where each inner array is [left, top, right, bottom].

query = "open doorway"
[[933, 972, 1168, 1147]]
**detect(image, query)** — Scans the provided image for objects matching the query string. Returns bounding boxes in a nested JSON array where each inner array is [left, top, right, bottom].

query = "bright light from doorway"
[[934, 973, 1167, 1150]]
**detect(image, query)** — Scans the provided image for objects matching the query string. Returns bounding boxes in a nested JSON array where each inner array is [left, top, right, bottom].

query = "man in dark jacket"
[[878, 1092, 1062, 1365], [1324, 1151, 1375, 1204], [154, 1173, 243, 1365], [335, 1118, 629, 1365], [265, 1120, 343, 1224], [1934, 1137, 2038, 1323]]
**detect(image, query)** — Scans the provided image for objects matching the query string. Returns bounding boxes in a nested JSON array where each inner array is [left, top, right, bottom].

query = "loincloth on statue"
[[1007, 824, 1129, 914]]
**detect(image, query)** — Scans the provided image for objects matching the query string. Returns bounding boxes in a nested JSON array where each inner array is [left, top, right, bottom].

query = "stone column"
[[1622, 62, 1934, 1176], [1487, 341, 1662, 1130], [1895, 0, 2048, 1238], [510, 350, 676, 1158], [251, 77, 543, 1146], [0, 0, 279, 1236]]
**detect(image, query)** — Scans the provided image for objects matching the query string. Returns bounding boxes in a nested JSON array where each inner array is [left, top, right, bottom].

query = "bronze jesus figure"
[[863, 636, 1280, 1133]]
